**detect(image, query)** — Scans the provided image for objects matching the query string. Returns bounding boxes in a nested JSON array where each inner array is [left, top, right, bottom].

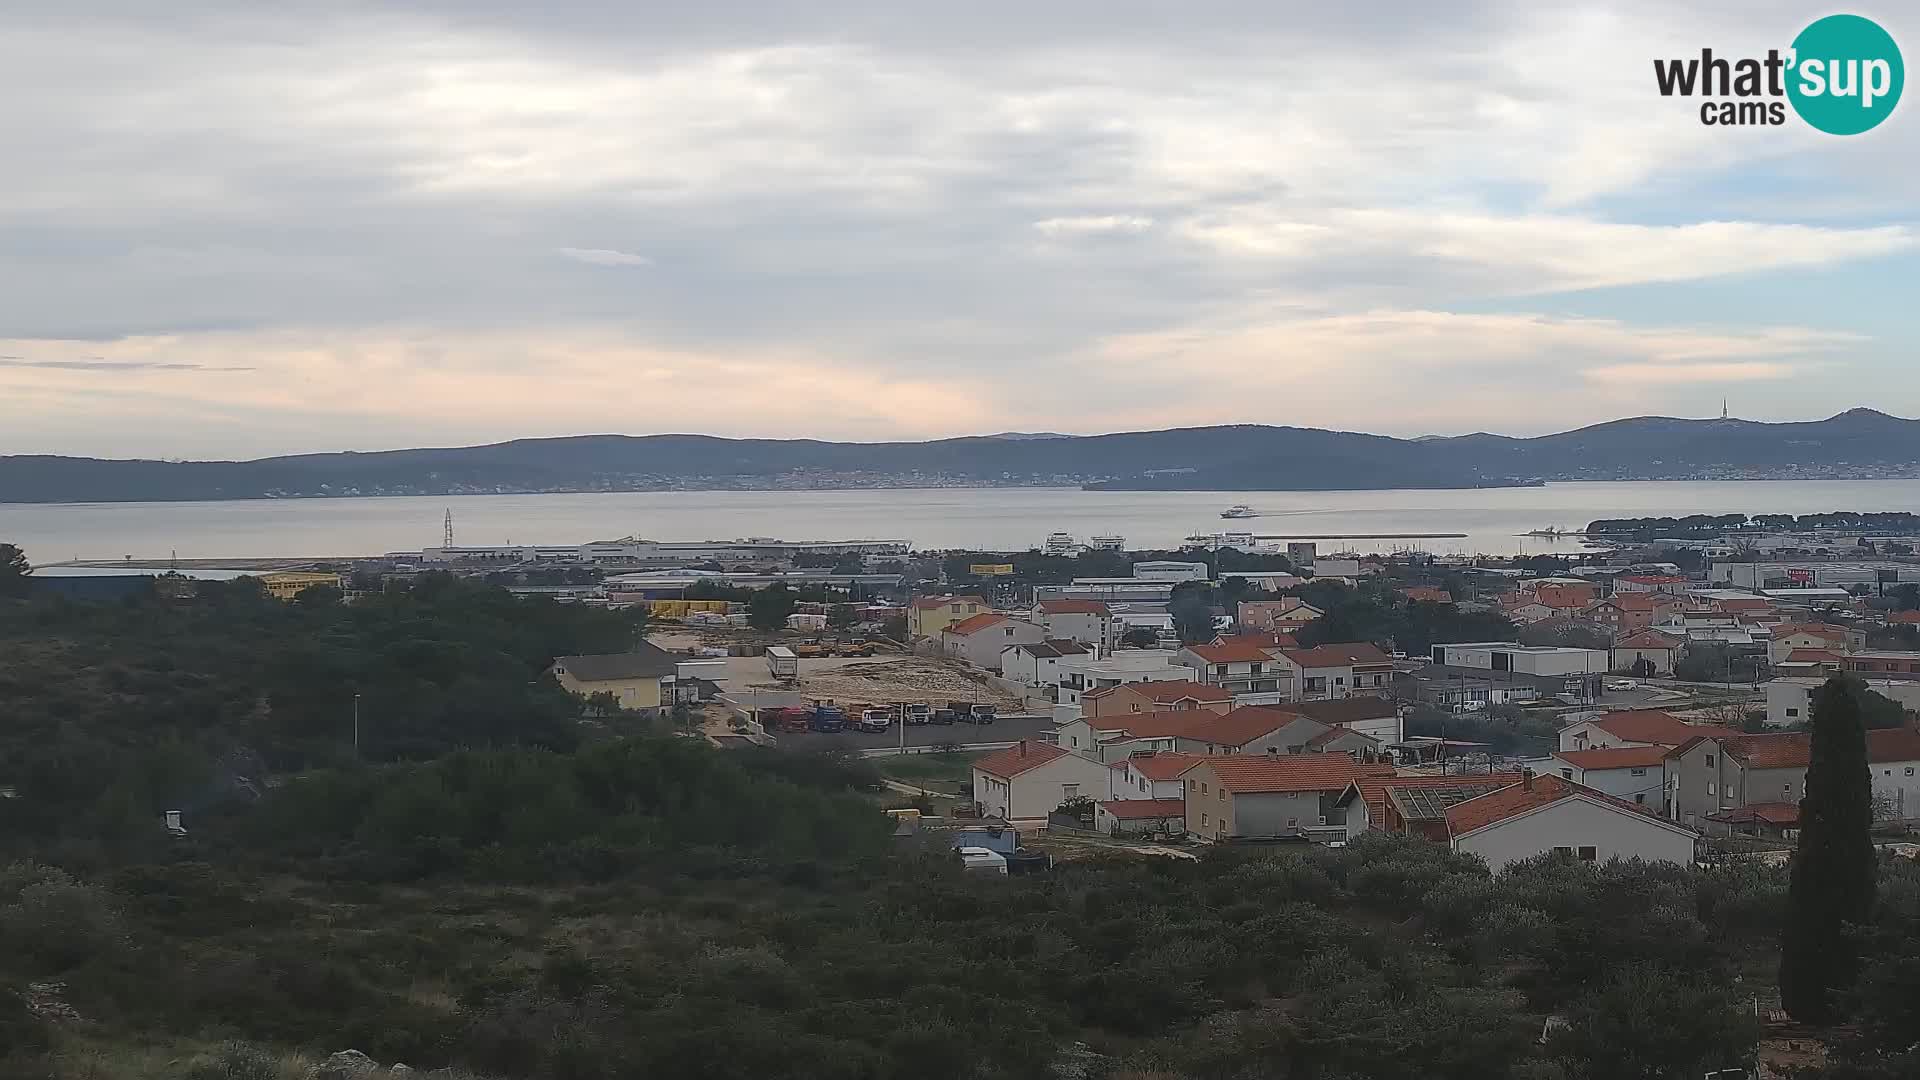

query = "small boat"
[[1221, 505, 1258, 519]]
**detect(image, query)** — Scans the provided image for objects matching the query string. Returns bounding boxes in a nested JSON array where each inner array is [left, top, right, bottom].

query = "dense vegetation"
[[1586, 511, 1920, 537], [5, 570, 1919, 1079]]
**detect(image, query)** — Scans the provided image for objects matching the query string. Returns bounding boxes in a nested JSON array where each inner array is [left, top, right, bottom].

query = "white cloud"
[[1033, 215, 1153, 236], [557, 247, 653, 267]]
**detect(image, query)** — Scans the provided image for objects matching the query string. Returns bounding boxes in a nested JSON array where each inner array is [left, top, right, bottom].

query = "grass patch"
[[875, 750, 982, 786]]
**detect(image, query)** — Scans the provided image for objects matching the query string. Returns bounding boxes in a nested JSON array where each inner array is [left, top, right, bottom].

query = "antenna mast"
[[443, 509, 455, 548]]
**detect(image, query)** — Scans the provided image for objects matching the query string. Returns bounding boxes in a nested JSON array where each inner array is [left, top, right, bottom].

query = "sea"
[[5, 479, 1920, 565]]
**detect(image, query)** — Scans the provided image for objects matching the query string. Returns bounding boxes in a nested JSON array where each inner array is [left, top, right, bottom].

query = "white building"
[[941, 614, 1046, 670], [1031, 599, 1119, 653], [1430, 642, 1609, 677], [999, 640, 1091, 687], [971, 741, 1120, 820], [1272, 643, 1396, 700], [1444, 774, 1698, 873], [1766, 676, 1920, 728], [1547, 747, 1668, 808], [1132, 560, 1211, 583], [1054, 650, 1193, 705]]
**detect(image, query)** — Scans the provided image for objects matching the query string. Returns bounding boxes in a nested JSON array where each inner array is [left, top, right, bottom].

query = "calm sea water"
[[6, 480, 1920, 564]]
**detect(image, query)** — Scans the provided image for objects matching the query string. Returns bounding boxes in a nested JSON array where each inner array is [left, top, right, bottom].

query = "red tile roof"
[[1774, 623, 1852, 639], [1868, 726, 1920, 763], [1194, 754, 1392, 794], [1186, 706, 1307, 748], [1399, 587, 1454, 604], [972, 740, 1071, 779], [1588, 710, 1736, 747], [943, 612, 1008, 636], [1553, 746, 1670, 771], [1280, 642, 1393, 669], [1783, 648, 1844, 665], [1714, 597, 1774, 612], [1090, 714, 1213, 739], [1443, 773, 1684, 837], [1186, 642, 1283, 664], [1270, 696, 1399, 726], [1888, 611, 1920, 625], [1342, 773, 1523, 830], [1099, 798, 1187, 820], [1037, 599, 1111, 615], [1709, 802, 1800, 827], [1112, 751, 1208, 781]]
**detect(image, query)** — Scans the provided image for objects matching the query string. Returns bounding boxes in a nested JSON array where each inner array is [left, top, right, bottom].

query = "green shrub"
[[181, 1041, 279, 1080]]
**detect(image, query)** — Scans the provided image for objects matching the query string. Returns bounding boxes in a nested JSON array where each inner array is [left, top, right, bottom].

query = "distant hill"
[[2, 410, 1916, 502]]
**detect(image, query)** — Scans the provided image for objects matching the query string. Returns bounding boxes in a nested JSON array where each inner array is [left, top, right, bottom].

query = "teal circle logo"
[[1787, 14, 1903, 134]]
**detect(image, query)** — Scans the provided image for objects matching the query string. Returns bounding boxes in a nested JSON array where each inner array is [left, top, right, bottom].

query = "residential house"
[[1888, 611, 1920, 627], [1500, 599, 1562, 625], [1547, 746, 1668, 807], [1173, 706, 1381, 759], [1776, 648, 1847, 678], [1270, 696, 1405, 744], [1053, 650, 1193, 706], [550, 644, 679, 715], [1557, 709, 1737, 753], [1178, 642, 1291, 699], [1612, 629, 1686, 676], [1766, 675, 1920, 727], [941, 614, 1046, 670], [1529, 582, 1599, 611], [1210, 630, 1299, 650], [1399, 586, 1454, 604], [1108, 750, 1207, 801], [1583, 592, 1676, 635], [1181, 755, 1393, 841], [1237, 598, 1323, 634], [1768, 622, 1864, 664], [1841, 650, 1920, 680], [1095, 798, 1189, 837], [1335, 773, 1522, 840], [1080, 679, 1234, 722], [970, 741, 1114, 821], [1669, 725, 1920, 826], [1272, 642, 1395, 700], [1000, 639, 1090, 687], [1445, 773, 1699, 873], [908, 594, 989, 640], [1031, 599, 1118, 653]]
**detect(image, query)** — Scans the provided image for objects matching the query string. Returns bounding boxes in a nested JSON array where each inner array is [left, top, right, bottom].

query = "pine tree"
[[0, 543, 28, 598], [1779, 675, 1878, 1023]]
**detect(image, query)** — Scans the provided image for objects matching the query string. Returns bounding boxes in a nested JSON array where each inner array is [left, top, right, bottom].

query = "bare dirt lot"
[[797, 656, 1021, 709]]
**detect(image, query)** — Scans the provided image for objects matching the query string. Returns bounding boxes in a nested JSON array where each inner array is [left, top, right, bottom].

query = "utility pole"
[[352, 693, 362, 758]]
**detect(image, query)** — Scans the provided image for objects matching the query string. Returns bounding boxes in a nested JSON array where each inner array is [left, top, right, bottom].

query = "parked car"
[[1604, 678, 1638, 691]]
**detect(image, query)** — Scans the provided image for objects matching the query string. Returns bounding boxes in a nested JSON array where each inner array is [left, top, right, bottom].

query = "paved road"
[[769, 713, 1055, 749]]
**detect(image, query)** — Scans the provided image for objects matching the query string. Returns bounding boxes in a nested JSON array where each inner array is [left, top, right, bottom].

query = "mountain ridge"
[[3, 410, 1916, 503]]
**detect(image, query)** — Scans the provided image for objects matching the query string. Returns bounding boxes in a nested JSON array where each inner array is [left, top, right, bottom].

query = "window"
[[1218, 788, 1225, 802], [1560, 768, 1573, 780], [1705, 754, 1715, 767], [1553, 845, 1573, 856], [1630, 767, 1647, 776], [1188, 779, 1196, 792], [1062, 784, 1079, 798], [1201, 812, 1208, 826], [1335, 676, 1346, 685], [1201, 782, 1209, 795], [1634, 794, 1646, 805], [1786, 708, 1799, 717], [1707, 782, 1716, 796], [1578, 846, 1598, 862]]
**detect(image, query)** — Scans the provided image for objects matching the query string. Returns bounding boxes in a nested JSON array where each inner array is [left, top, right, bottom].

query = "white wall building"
[[941, 615, 1046, 670], [999, 640, 1090, 687], [1054, 651, 1193, 705], [1430, 642, 1609, 677], [1445, 775, 1698, 873], [970, 741, 1115, 820], [1031, 600, 1119, 653], [1132, 560, 1211, 583], [1766, 677, 1920, 728]]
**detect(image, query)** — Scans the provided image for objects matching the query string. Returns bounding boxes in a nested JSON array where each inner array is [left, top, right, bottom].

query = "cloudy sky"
[[2, 2, 1915, 458]]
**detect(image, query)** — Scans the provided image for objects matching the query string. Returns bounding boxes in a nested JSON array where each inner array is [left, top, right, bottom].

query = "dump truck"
[[765, 646, 798, 681], [837, 638, 875, 657], [790, 640, 831, 659], [904, 702, 932, 726], [856, 707, 892, 733], [808, 704, 848, 734], [764, 706, 812, 734], [948, 701, 997, 724]]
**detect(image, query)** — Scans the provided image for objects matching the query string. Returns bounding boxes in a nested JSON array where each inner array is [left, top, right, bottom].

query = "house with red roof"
[[1768, 622, 1865, 664], [1030, 598, 1118, 652], [1173, 705, 1383, 759], [999, 639, 1090, 687], [940, 613, 1045, 669], [1176, 641, 1291, 698], [1615, 574, 1692, 597], [1236, 598, 1323, 634], [1556, 709, 1737, 754], [1061, 682, 1235, 760], [1097, 750, 1205, 836], [1444, 772, 1698, 873], [1667, 725, 1920, 828], [1584, 592, 1678, 635], [1611, 628, 1686, 676], [970, 740, 1114, 821], [1887, 610, 1920, 626], [1271, 643, 1396, 700], [1179, 755, 1393, 841], [1333, 773, 1523, 840], [1548, 745, 1669, 807], [1399, 586, 1454, 605]]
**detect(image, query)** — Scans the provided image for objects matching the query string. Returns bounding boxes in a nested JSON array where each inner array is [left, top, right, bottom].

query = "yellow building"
[[908, 594, 989, 640], [550, 644, 679, 714], [258, 571, 343, 601]]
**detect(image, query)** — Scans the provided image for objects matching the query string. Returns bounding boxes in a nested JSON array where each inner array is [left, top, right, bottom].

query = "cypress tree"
[[1779, 675, 1877, 1023]]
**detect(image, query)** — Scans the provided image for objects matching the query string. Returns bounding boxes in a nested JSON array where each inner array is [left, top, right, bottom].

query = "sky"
[[2, 1, 1916, 458]]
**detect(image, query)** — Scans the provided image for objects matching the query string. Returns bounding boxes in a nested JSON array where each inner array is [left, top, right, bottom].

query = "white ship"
[[1042, 532, 1080, 557], [1087, 535, 1126, 551], [1220, 505, 1258, 519]]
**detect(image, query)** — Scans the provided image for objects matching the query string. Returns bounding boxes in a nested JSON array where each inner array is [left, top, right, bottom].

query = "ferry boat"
[[1042, 532, 1079, 557], [1220, 505, 1258, 519]]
